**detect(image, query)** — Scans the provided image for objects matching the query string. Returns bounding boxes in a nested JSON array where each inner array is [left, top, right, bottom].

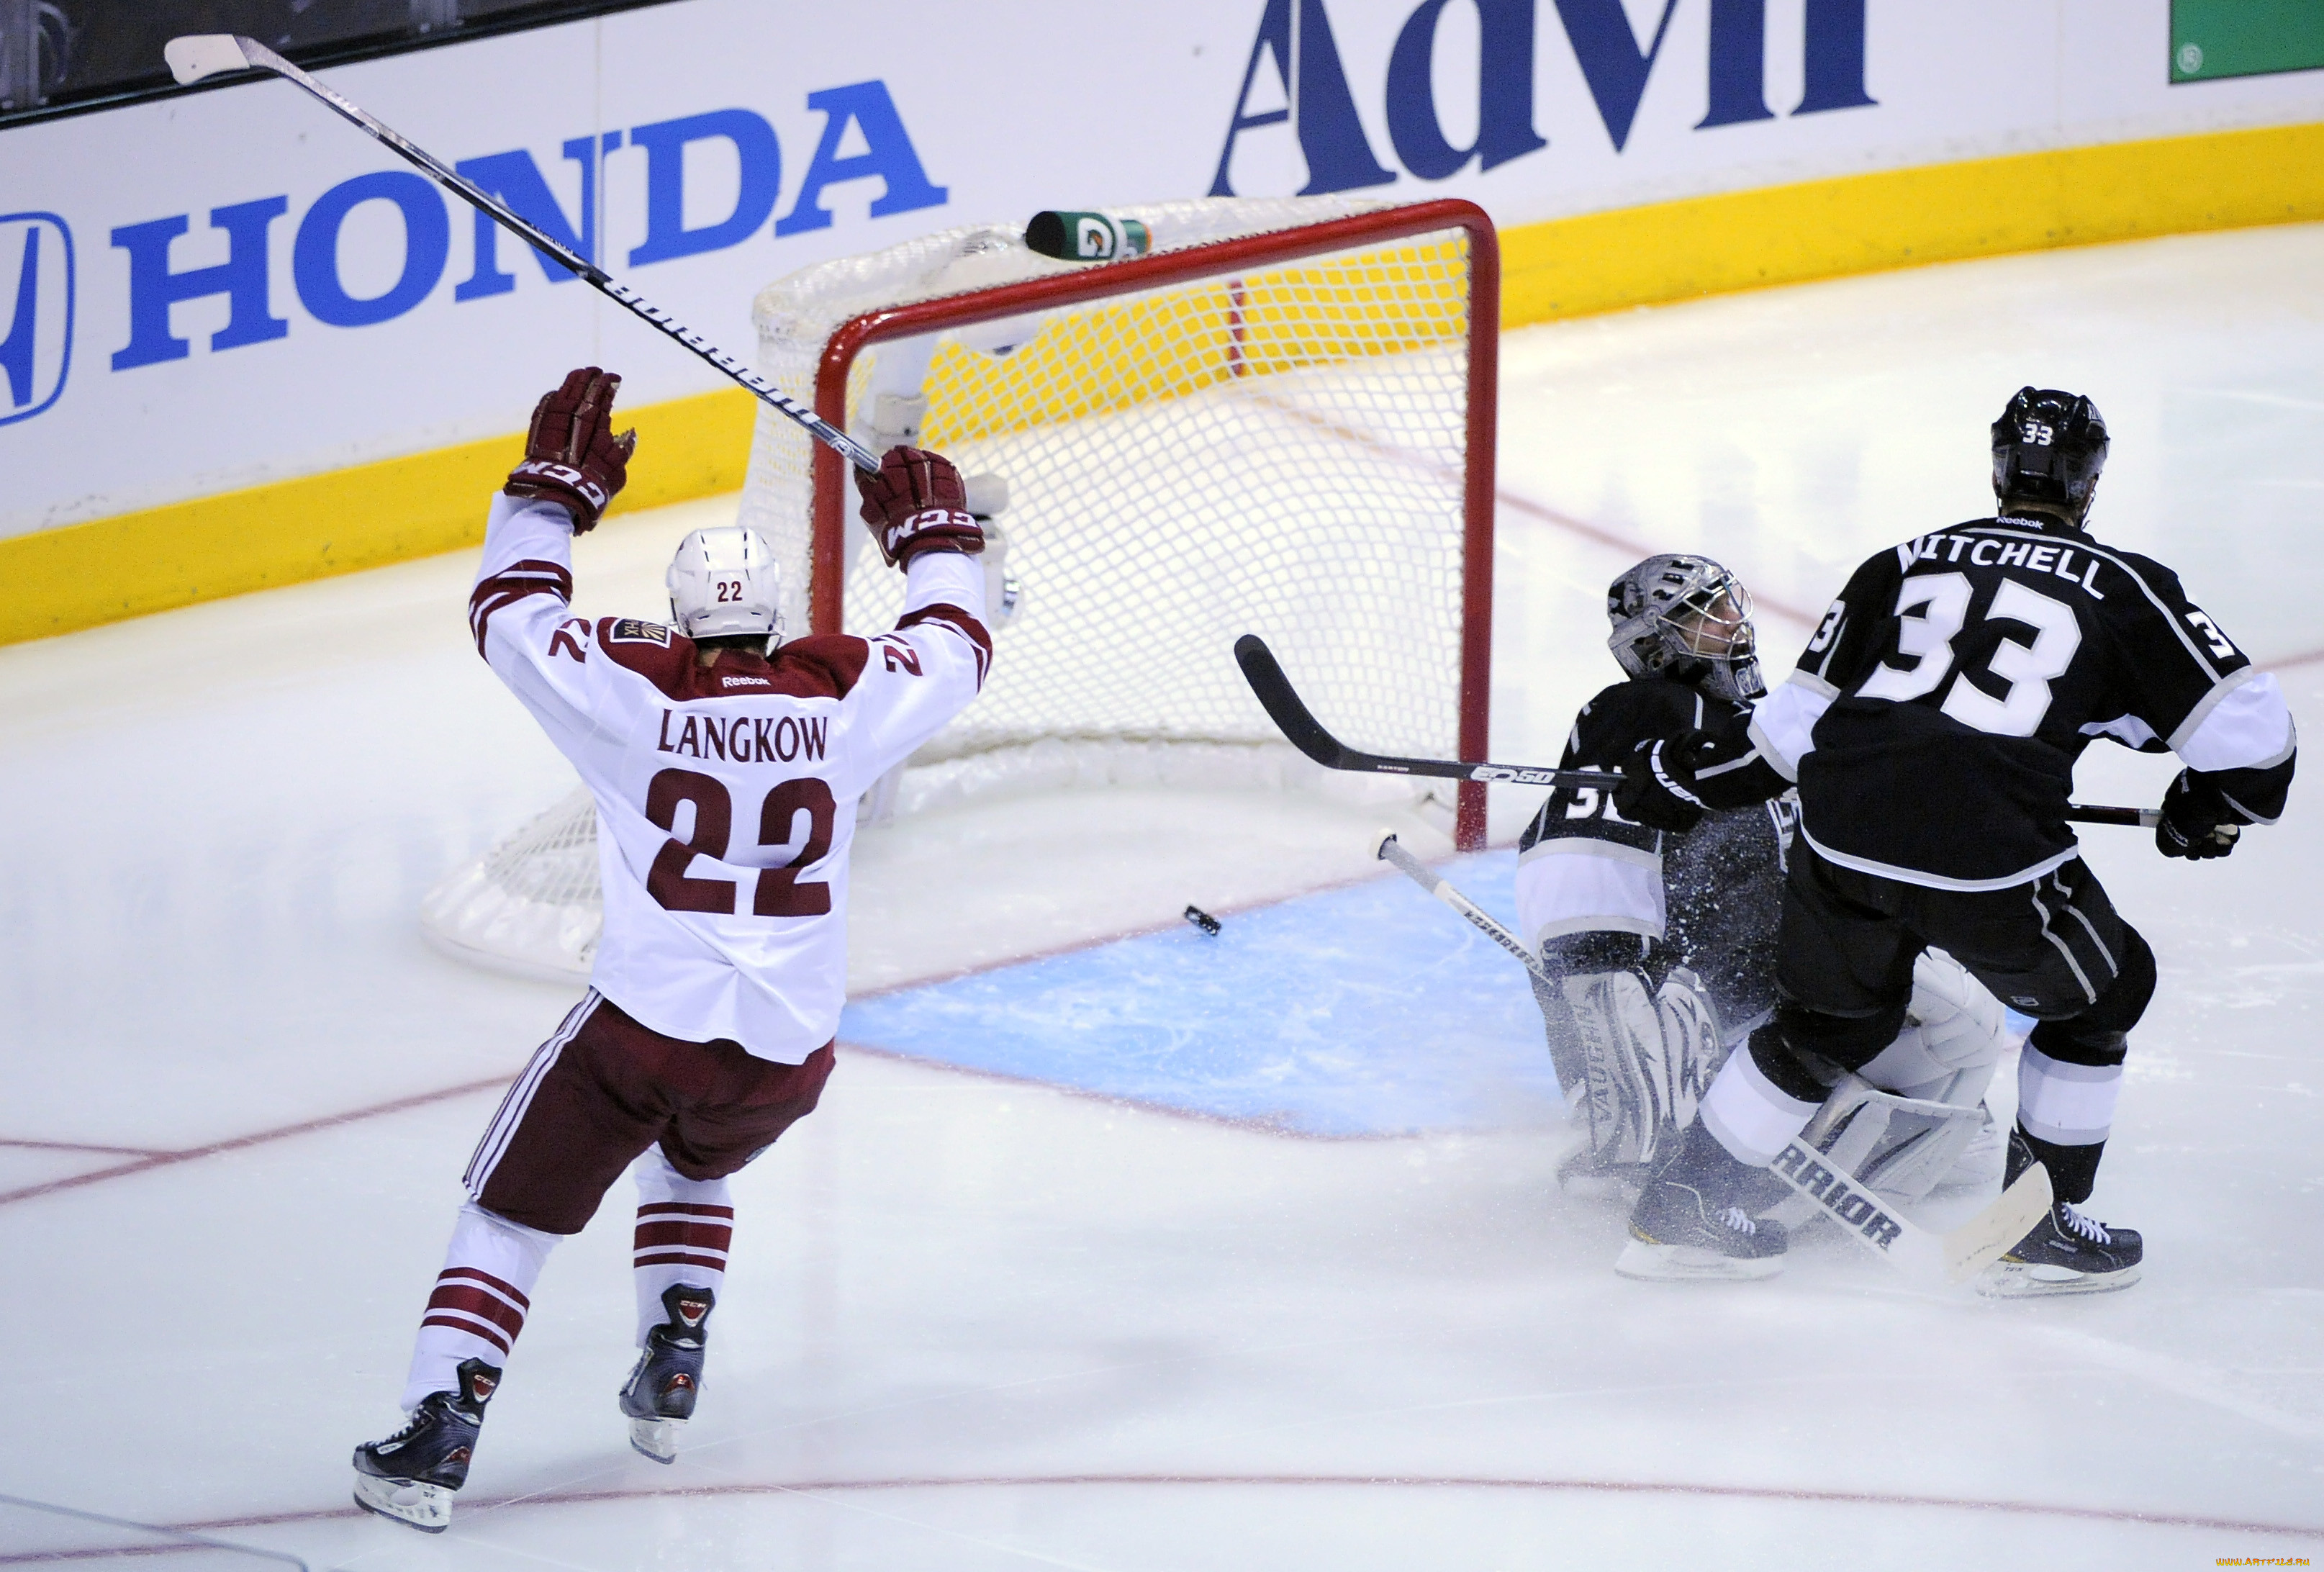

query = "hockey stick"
[[1376, 832, 1553, 986], [1237, 634, 2160, 828], [1377, 831, 2053, 1284], [1765, 1129, 2051, 1285], [162, 34, 879, 474]]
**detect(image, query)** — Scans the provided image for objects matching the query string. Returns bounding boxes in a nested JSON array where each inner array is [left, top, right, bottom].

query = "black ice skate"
[[352, 1357, 499, 1532], [619, 1283, 713, 1463], [1979, 1201, 2143, 1298], [1616, 1121, 1789, 1281]]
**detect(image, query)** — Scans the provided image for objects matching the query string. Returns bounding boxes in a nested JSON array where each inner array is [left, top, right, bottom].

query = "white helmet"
[[666, 527, 784, 643]]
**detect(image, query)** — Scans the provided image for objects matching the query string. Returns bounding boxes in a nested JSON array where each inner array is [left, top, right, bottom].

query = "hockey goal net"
[[422, 196, 1497, 980]]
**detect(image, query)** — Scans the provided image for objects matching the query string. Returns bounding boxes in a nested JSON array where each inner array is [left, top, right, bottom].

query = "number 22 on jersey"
[[644, 768, 836, 917], [1855, 572, 2082, 737]]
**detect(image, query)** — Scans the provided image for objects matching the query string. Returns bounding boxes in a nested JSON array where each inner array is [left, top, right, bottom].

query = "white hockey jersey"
[[469, 494, 991, 1062]]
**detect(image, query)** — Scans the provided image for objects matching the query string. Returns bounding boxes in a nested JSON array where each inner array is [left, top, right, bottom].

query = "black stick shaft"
[[1234, 634, 2159, 829]]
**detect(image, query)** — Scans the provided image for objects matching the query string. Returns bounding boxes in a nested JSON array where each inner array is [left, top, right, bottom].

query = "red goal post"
[[791, 198, 1499, 849]]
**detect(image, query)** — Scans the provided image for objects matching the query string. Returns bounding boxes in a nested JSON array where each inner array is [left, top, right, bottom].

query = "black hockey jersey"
[[1757, 515, 2297, 888], [1516, 676, 1795, 1032]]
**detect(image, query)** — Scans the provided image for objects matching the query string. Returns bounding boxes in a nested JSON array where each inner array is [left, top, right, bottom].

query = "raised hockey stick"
[[162, 34, 879, 474], [1236, 635, 2160, 828], [1377, 831, 2053, 1284]]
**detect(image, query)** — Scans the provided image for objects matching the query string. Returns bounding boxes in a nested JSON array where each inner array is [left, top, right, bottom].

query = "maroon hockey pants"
[[463, 990, 835, 1235]]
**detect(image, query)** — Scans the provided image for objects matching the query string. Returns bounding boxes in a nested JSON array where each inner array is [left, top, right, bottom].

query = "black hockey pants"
[[1750, 843, 2154, 1197]]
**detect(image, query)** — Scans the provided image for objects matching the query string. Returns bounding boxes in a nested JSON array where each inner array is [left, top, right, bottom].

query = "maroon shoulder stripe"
[[898, 602, 994, 687], [468, 559, 574, 656]]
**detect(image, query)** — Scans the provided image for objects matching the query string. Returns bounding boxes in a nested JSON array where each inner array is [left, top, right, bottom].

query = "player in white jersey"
[[353, 369, 993, 1532]]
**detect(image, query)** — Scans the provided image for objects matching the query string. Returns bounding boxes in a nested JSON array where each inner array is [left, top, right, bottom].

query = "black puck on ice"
[[1183, 905, 1222, 937]]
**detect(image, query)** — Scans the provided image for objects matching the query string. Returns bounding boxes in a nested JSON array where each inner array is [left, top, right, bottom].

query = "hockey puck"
[[1183, 904, 1222, 937]]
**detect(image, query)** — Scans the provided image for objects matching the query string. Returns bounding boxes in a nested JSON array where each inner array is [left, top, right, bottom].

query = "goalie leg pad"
[[1858, 947, 2008, 1106], [1558, 968, 1730, 1169], [1763, 1075, 1996, 1227]]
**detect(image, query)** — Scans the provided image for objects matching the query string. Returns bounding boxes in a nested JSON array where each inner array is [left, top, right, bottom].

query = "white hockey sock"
[[633, 1147, 733, 1345], [1699, 1045, 1822, 1167], [2016, 1043, 2122, 1147], [401, 1201, 557, 1411]]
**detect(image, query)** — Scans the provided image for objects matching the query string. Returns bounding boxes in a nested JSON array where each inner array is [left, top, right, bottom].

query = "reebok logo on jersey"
[[721, 674, 772, 688], [1773, 1141, 1904, 1251]]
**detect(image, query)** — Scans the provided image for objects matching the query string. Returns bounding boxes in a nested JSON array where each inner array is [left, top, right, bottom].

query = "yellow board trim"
[[0, 386, 757, 648], [5, 117, 2320, 649]]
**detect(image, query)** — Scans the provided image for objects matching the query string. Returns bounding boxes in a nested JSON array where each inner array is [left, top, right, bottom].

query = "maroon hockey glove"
[[854, 446, 985, 569], [1613, 734, 1708, 834], [2155, 769, 2242, 860], [505, 366, 638, 533]]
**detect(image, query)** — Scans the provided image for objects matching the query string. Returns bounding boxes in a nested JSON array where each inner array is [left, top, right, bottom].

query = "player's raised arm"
[[832, 446, 995, 784], [467, 368, 637, 714]]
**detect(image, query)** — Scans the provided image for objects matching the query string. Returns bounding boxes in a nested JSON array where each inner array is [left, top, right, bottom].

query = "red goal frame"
[[807, 199, 1499, 851]]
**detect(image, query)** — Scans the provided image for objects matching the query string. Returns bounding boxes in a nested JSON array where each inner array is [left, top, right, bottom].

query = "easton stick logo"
[[1773, 1140, 1904, 1250], [0, 212, 73, 427], [1470, 766, 1560, 785]]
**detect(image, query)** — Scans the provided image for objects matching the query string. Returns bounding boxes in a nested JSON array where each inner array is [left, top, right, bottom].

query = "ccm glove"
[[1612, 733, 1709, 834], [2155, 768, 2243, 860], [855, 446, 986, 569], [504, 366, 637, 533]]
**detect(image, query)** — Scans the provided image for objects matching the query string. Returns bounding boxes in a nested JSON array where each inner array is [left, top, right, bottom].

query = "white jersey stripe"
[[464, 990, 597, 1196]]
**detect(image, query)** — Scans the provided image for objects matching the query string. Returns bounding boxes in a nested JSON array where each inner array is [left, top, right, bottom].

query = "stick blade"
[[1233, 635, 1342, 767], [1941, 1162, 2053, 1283], [166, 33, 260, 85]]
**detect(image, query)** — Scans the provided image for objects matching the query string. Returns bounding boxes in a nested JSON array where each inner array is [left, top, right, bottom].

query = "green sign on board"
[[2171, 0, 2324, 81]]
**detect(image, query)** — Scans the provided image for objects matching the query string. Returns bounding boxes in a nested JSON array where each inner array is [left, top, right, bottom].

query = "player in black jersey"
[[1616, 388, 2299, 1295], [1520, 556, 2012, 1280]]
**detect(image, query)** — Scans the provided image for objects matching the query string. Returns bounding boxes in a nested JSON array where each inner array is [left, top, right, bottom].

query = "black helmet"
[[1992, 387, 2108, 521]]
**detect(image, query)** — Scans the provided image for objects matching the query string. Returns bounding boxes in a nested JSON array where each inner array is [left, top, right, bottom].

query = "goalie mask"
[[1993, 386, 2107, 523], [1606, 554, 1765, 705], [666, 526, 784, 646]]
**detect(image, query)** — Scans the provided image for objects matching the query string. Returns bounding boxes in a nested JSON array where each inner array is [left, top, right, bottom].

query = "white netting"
[[738, 195, 1476, 772], [423, 199, 1484, 979]]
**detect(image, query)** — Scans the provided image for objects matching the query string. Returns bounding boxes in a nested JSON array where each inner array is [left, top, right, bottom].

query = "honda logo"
[[0, 212, 72, 427]]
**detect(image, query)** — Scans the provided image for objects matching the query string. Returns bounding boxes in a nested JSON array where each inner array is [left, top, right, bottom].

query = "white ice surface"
[[2, 223, 2322, 1568]]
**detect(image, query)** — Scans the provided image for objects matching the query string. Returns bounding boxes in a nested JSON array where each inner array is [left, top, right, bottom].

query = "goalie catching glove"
[[855, 446, 986, 569], [504, 366, 637, 533]]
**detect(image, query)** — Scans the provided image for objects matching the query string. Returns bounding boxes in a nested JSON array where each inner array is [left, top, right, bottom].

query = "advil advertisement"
[[0, 0, 2315, 542]]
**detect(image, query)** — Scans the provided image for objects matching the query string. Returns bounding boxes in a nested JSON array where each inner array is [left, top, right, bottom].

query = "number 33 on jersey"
[[1755, 518, 2292, 887], [470, 494, 993, 1061]]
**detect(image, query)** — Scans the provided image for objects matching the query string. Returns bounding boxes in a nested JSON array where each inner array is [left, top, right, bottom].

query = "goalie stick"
[[1375, 831, 2054, 1285], [1237, 635, 2161, 829], [162, 34, 879, 474]]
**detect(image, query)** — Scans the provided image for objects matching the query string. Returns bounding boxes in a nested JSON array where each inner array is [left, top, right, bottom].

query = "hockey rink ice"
[[4, 222, 2322, 1568]]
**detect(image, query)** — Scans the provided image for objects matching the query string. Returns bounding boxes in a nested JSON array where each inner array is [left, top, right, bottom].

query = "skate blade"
[[629, 1414, 685, 1463], [353, 1471, 452, 1532], [1614, 1239, 1783, 1282], [1976, 1260, 2141, 1299]]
